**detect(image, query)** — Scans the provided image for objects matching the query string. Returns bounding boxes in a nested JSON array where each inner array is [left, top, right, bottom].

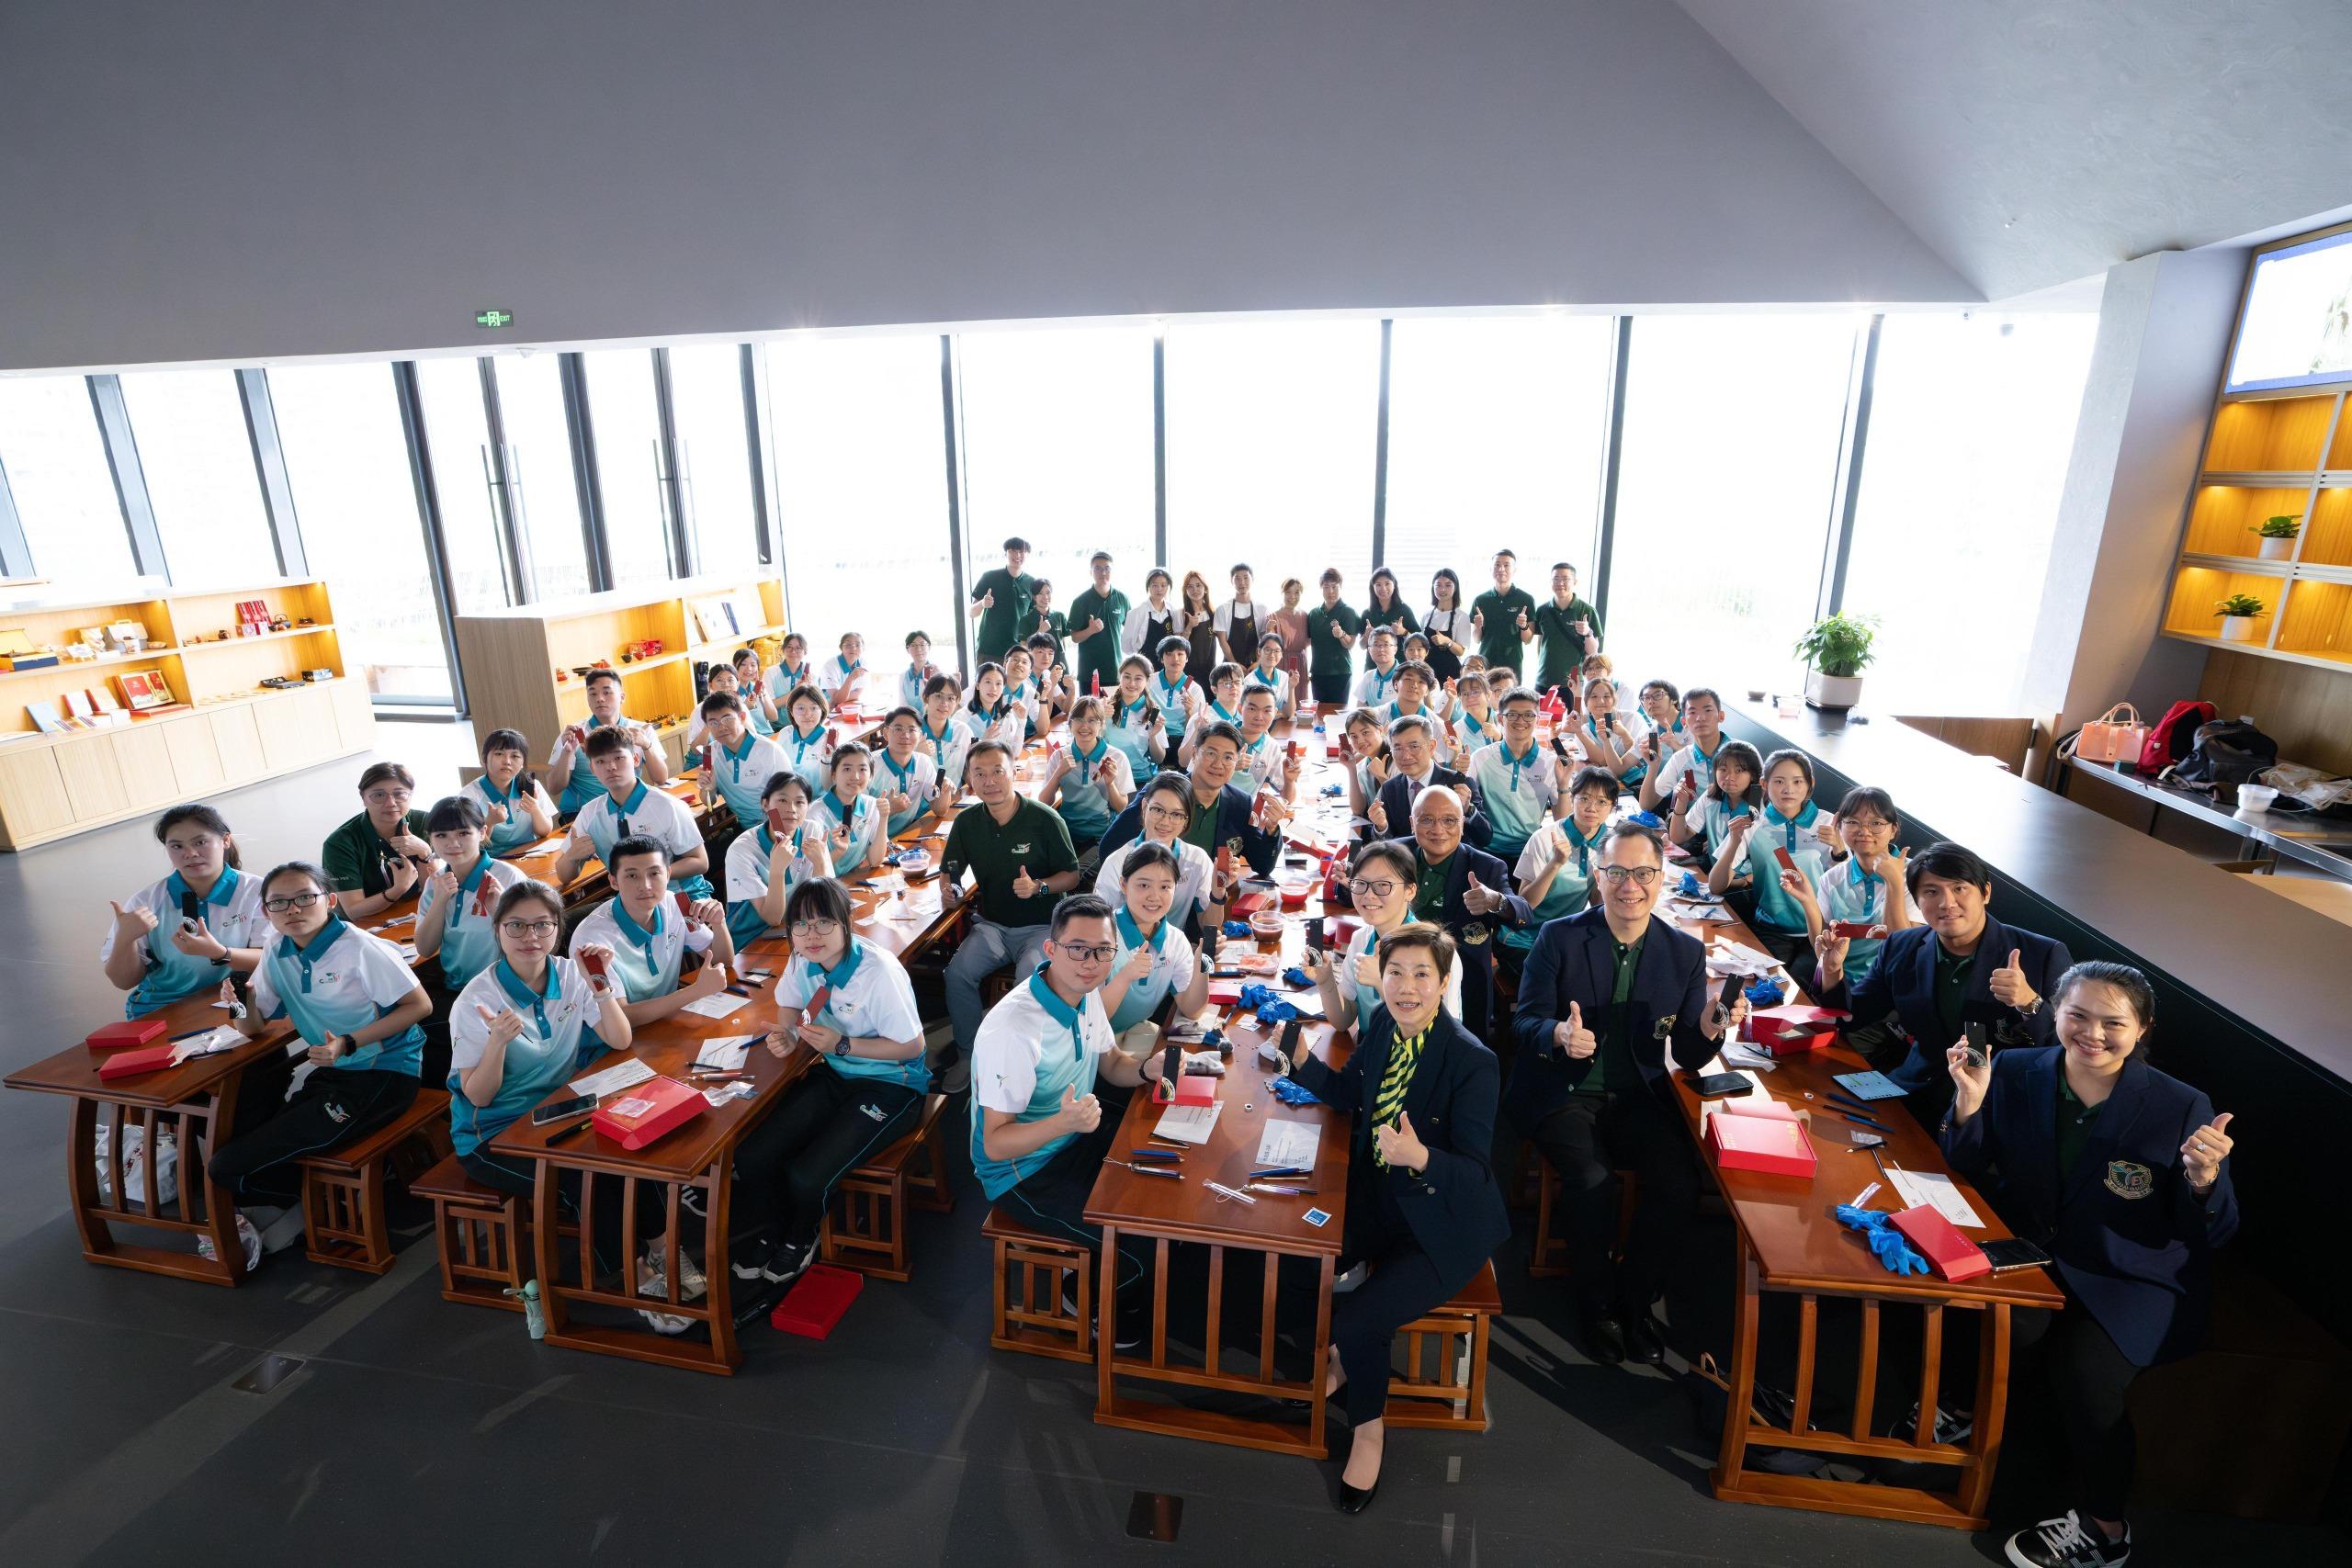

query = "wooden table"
[[4, 991, 293, 1286], [1665, 908, 2065, 1529], [2235, 867, 2352, 928], [484, 935, 801, 1375]]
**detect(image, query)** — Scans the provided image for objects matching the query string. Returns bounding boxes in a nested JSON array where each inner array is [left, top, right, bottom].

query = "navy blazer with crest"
[[1289, 1005, 1510, 1290], [1819, 912, 2070, 1118], [1378, 836, 1528, 1042], [1374, 766, 1493, 850], [1941, 1046, 2237, 1367], [1507, 906, 1719, 1128], [1096, 780, 1279, 876]]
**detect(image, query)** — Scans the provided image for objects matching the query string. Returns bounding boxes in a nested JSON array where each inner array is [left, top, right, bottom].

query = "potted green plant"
[[2214, 592, 2267, 642], [1794, 612, 1877, 710], [2250, 513, 2301, 562]]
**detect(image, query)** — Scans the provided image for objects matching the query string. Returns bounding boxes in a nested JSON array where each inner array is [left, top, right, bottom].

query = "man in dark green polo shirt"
[[941, 738, 1080, 1088], [969, 536, 1035, 665], [1066, 551, 1130, 695], [1469, 549, 1538, 672], [1530, 560, 1604, 692], [1303, 568, 1363, 706]]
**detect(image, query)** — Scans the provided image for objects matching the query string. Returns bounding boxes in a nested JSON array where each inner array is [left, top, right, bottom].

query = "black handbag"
[[2166, 719, 2278, 791]]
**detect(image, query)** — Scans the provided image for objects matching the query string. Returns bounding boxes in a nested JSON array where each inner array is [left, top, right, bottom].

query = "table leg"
[[65, 1096, 111, 1262], [1712, 1246, 1762, 1494], [196, 1077, 248, 1281], [1094, 1223, 1120, 1421], [1958, 1301, 2015, 1524], [533, 1157, 568, 1339], [1309, 1253, 1334, 1457], [702, 1167, 739, 1368]]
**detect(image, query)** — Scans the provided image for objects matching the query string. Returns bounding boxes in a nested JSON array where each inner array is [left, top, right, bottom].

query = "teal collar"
[[1026, 969, 1083, 1033], [806, 936, 866, 994], [1115, 907, 1168, 954], [277, 913, 348, 990], [493, 958, 560, 1036], [167, 863, 241, 910], [720, 729, 758, 766], [613, 779, 651, 818], [609, 898, 665, 954]]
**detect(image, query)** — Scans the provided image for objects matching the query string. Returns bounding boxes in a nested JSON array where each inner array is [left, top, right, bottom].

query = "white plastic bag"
[[93, 1122, 179, 1212]]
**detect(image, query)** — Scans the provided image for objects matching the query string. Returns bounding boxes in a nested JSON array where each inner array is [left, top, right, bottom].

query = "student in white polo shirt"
[[1709, 747, 1842, 965], [461, 728, 557, 858], [1668, 739, 1763, 861], [1231, 684, 1299, 796], [726, 878, 931, 1289], [813, 742, 889, 874], [775, 683, 836, 795], [1104, 654, 1168, 784], [553, 727, 714, 901], [693, 692, 788, 833], [918, 674, 977, 789], [766, 631, 814, 707], [1639, 686, 1730, 814], [970, 896, 1166, 1344], [413, 795, 527, 1078], [1098, 842, 1210, 1062], [1150, 637, 1204, 745], [547, 668, 670, 816], [723, 772, 834, 947], [866, 705, 944, 840], [1090, 772, 1219, 932], [1044, 695, 1136, 852], [1503, 765, 1616, 979], [898, 629, 944, 713], [1465, 686, 1566, 863], [570, 837, 739, 1026], [1351, 626, 1405, 708], [209, 861, 433, 1213], [101, 803, 268, 1020], [815, 631, 870, 707], [1241, 631, 1295, 720], [1385, 660, 1452, 763]]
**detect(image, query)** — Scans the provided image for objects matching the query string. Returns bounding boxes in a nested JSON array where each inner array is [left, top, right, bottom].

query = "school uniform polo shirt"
[[865, 747, 943, 839], [551, 715, 657, 810], [813, 785, 886, 870], [944, 796, 1078, 927], [765, 662, 814, 705], [460, 772, 553, 856], [1651, 735, 1726, 801], [1235, 730, 1286, 792], [571, 896, 716, 1002], [573, 780, 703, 872], [775, 723, 836, 795], [448, 956, 605, 1155], [100, 867, 270, 1018], [416, 854, 526, 992], [1469, 586, 1537, 670], [723, 823, 820, 946], [1053, 740, 1135, 842], [815, 655, 867, 702], [1468, 740, 1558, 858], [705, 732, 791, 829], [778, 938, 930, 1091], [251, 918, 426, 1078], [1091, 835, 1213, 925], [1106, 908, 1198, 1032], [1506, 820, 1602, 953], [322, 810, 433, 897], [1351, 663, 1401, 707], [1682, 794, 1754, 857], [1104, 694, 1163, 784], [1241, 666, 1292, 711], [969, 972, 1115, 1200], [1740, 804, 1835, 933], [899, 662, 941, 711], [1815, 857, 1892, 988], [917, 712, 976, 788]]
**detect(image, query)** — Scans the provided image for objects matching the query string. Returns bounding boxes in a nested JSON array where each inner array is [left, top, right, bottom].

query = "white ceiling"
[[1676, 0, 2352, 301]]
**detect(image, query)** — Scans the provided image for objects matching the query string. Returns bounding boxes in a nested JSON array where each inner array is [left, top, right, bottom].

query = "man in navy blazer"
[[1370, 713, 1493, 849], [1509, 820, 1750, 1365], [1815, 840, 2070, 1125], [1094, 720, 1279, 876], [1387, 785, 1527, 1041]]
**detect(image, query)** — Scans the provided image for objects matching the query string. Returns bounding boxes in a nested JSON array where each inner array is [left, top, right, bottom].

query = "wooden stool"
[[1527, 1154, 1637, 1280], [1385, 1262, 1503, 1430], [413, 1155, 528, 1309], [982, 1203, 1093, 1363], [819, 1093, 952, 1282], [295, 1089, 450, 1273]]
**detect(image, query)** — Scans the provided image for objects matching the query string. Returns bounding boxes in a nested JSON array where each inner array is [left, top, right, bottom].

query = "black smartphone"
[[1962, 1021, 1989, 1069], [1158, 1035, 1185, 1101], [1715, 973, 1742, 1012], [531, 1092, 595, 1126], [1687, 1071, 1750, 1099], [1202, 926, 1221, 962], [1279, 1017, 1304, 1064], [1550, 735, 1573, 762], [1980, 1236, 2052, 1273], [1304, 918, 1327, 955]]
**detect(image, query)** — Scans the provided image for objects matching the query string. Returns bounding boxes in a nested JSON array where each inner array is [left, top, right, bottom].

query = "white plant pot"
[[1804, 670, 1863, 710], [2220, 615, 2257, 643], [2257, 536, 2294, 561]]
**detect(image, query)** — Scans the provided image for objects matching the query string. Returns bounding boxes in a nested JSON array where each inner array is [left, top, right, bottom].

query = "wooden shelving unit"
[[0, 577, 374, 851], [452, 572, 787, 774]]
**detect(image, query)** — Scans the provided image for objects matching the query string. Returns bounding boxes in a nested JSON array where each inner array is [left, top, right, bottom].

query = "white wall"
[[0, 0, 1974, 372]]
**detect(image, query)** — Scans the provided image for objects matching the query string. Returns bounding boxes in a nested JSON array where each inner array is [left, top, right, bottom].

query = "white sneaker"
[[637, 1243, 707, 1336], [2004, 1510, 2131, 1568], [196, 1213, 264, 1270]]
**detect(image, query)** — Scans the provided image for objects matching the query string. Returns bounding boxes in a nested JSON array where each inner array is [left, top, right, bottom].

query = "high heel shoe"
[[1336, 1476, 1380, 1515]]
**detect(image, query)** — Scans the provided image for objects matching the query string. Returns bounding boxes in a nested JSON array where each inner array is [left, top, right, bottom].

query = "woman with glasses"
[[1778, 785, 1914, 993], [322, 761, 434, 919], [1300, 840, 1464, 1034], [101, 804, 268, 1019], [729, 878, 930, 1289], [208, 862, 435, 1222], [1098, 842, 1213, 1066], [1091, 772, 1219, 932]]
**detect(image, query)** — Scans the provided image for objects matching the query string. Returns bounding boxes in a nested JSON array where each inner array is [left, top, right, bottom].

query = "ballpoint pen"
[[1247, 1166, 1310, 1180], [1838, 1110, 1892, 1133], [1108, 1160, 1183, 1179]]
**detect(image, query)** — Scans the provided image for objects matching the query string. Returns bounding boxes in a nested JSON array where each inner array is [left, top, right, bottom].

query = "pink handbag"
[[2075, 704, 2149, 765]]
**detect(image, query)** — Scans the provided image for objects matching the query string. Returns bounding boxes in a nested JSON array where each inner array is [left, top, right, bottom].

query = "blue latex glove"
[[1222, 919, 1252, 940], [1679, 871, 1704, 897], [1744, 976, 1787, 1009], [1269, 1075, 1321, 1106], [1320, 784, 1345, 798], [1835, 1204, 1929, 1276], [1626, 809, 1665, 830], [1281, 966, 1313, 989]]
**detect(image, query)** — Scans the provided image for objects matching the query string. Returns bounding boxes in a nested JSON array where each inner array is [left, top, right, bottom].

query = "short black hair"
[[261, 860, 332, 900], [1319, 567, 1343, 585], [1118, 840, 1182, 885], [1003, 536, 1029, 551], [1377, 923, 1457, 981], [2054, 961, 2155, 1031], [700, 691, 745, 718], [1494, 548, 1517, 562], [425, 795, 487, 836], [1567, 764, 1619, 802], [1030, 578, 1053, 595], [481, 728, 530, 760], [1760, 748, 1815, 789], [1639, 678, 1679, 705], [1156, 636, 1190, 659], [607, 834, 670, 871], [1835, 785, 1900, 825], [1396, 660, 1435, 687], [1683, 686, 1723, 712], [904, 628, 931, 648], [1351, 840, 1417, 885], [583, 727, 630, 760], [1049, 894, 1115, 939], [883, 705, 920, 728], [1090, 550, 1113, 565], [492, 878, 563, 930], [1190, 720, 1243, 755], [785, 876, 855, 931], [583, 668, 622, 692], [966, 738, 1015, 770], [1905, 840, 1990, 896], [1600, 821, 1666, 862], [761, 770, 810, 802], [922, 672, 961, 701], [1230, 562, 1252, 576]]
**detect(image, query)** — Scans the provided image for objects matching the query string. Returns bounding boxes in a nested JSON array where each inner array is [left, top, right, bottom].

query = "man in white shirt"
[[571, 838, 738, 1027], [555, 728, 713, 898]]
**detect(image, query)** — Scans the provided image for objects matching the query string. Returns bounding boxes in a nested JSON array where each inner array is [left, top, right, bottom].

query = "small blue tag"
[[1302, 1207, 1331, 1228]]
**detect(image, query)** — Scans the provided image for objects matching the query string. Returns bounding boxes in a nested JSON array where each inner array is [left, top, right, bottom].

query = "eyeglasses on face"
[[789, 918, 842, 937], [264, 891, 323, 913], [499, 919, 560, 937], [1057, 942, 1119, 964], [1349, 877, 1398, 898], [1595, 865, 1661, 887]]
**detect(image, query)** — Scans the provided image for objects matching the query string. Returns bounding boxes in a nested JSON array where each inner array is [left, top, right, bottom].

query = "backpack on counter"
[[2138, 700, 2216, 773], [2168, 719, 2279, 791]]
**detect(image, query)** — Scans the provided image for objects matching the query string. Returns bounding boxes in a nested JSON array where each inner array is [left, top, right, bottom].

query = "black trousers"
[[459, 1147, 673, 1279], [729, 1069, 922, 1246], [1528, 1088, 1700, 1317], [208, 1065, 418, 1208], [2014, 1303, 2141, 1523], [1310, 666, 1352, 706], [1001, 1115, 1150, 1294], [1331, 1190, 1461, 1426]]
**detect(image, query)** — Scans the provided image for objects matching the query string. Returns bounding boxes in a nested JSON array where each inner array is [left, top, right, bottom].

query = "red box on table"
[[1740, 1004, 1844, 1056], [590, 1075, 706, 1150], [1706, 1102, 1818, 1177], [86, 1017, 168, 1051], [98, 1043, 181, 1080], [1890, 1204, 1990, 1282]]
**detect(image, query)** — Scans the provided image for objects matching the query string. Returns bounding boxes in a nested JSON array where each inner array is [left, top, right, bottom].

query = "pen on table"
[[1838, 1110, 1892, 1134], [1247, 1166, 1309, 1180], [548, 1116, 595, 1145], [1127, 1149, 1182, 1164], [169, 1026, 215, 1043], [1247, 1184, 1317, 1197], [1826, 1092, 1882, 1116], [1108, 1160, 1183, 1179]]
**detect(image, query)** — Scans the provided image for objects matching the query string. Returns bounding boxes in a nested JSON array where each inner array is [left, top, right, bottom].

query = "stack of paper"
[[571, 1056, 656, 1099]]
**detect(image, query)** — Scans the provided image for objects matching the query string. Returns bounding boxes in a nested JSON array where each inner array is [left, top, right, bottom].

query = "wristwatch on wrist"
[[832, 1038, 853, 1058]]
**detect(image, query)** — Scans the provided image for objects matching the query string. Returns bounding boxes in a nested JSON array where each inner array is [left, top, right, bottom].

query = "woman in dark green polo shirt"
[[322, 761, 434, 919]]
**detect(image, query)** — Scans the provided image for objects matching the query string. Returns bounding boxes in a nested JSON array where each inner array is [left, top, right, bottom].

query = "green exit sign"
[[474, 308, 514, 329]]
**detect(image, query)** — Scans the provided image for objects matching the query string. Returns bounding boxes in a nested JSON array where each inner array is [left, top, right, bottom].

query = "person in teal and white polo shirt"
[[774, 683, 836, 795], [461, 728, 557, 857], [553, 728, 714, 901], [1780, 785, 1912, 993], [866, 706, 944, 840], [101, 803, 268, 1020], [693, 692, 788, 834], [1104, 654, 1169, 785], [1301, 841, 1463, 1035], [726, 878, 932, 1290], [1043, 695, 1136, 853], [1639, 686, 1728, 814], [722, 772, 834, 947], [1669, 739, 1763, 862], [546, 668, 670, 816], [1503, 766, 1616, 978], [413, 795, 526, 1079], [971, 895, 1167, 1344], [1709, 748, 1842, 966], [1098, 842, 1210, 1064], [1465, 687, 1565, 863], [919, 674, 977, 789], [570, 838, 739, 1027], [813, 743, 889, 875], [209, 861, 433, 1215]]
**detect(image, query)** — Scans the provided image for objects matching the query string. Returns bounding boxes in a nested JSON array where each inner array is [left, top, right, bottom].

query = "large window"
[[0, 375, 135, 585], [490, 355, 590, 600], [957, 325, 1158, 600], [116, 369, 276, 582], [267, 363, 452, 704], [1383, 315, 1617, 604], [412, 357, 515, 613], [581, 349, 672, 585], [1843, 313, 2099, 713], [668, 344, 760, 577], [1165, 321, 1380, 598], [766, 334, 955, 667], [1606, 315, 1863, 689]]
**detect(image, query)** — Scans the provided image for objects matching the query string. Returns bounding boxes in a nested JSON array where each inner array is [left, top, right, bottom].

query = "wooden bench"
[[295, 1089, 451, 1273], [818, 1093, 953, 1282], [413, 1154, 528, 1309], [981, 1203, 1093, 1363], [1385, 1261, 1502, 1430]]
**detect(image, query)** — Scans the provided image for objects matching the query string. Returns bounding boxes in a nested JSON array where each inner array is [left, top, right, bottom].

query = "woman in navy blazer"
[[1283, 924, 1508, 1515], [1941, 961, 2238, 1568]]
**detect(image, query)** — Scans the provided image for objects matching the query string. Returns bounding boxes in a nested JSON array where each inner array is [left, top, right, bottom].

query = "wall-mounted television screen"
[[2225, 226, 2352, 394]]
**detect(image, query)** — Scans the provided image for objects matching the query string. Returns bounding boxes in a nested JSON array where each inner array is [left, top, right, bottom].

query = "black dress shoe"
[[1584, 1313, 1627, 1365], [1622, 1311, 1667, 1367], [1337, 1477, 1379, 1515]]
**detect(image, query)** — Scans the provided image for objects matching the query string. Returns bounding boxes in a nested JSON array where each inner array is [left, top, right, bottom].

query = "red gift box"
[[98, 1043, 180, 1080], [1207, 979, 1243, 1007], [1707, 1102, 1817, 1177], [770, 1263, 864, 1338], [86, 1017, 168, 1051], [1227, 888, 1274, 917], [590, 1075, 706, 1150], [1741, 1004, 1845, 1055], [1890, 1204, 1989, 1282]]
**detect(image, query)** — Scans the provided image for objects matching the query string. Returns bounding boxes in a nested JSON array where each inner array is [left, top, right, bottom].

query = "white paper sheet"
[[171, 1025, 245, 1064], [677, 990, 751, 1021], [694, 1035, 755, 1071], [1254, 1119, 1319, 1170], [1888, 1168, 1985, 1229], [570, 1057, 656, 1099], [1151, 1100, 1224, 1145]]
